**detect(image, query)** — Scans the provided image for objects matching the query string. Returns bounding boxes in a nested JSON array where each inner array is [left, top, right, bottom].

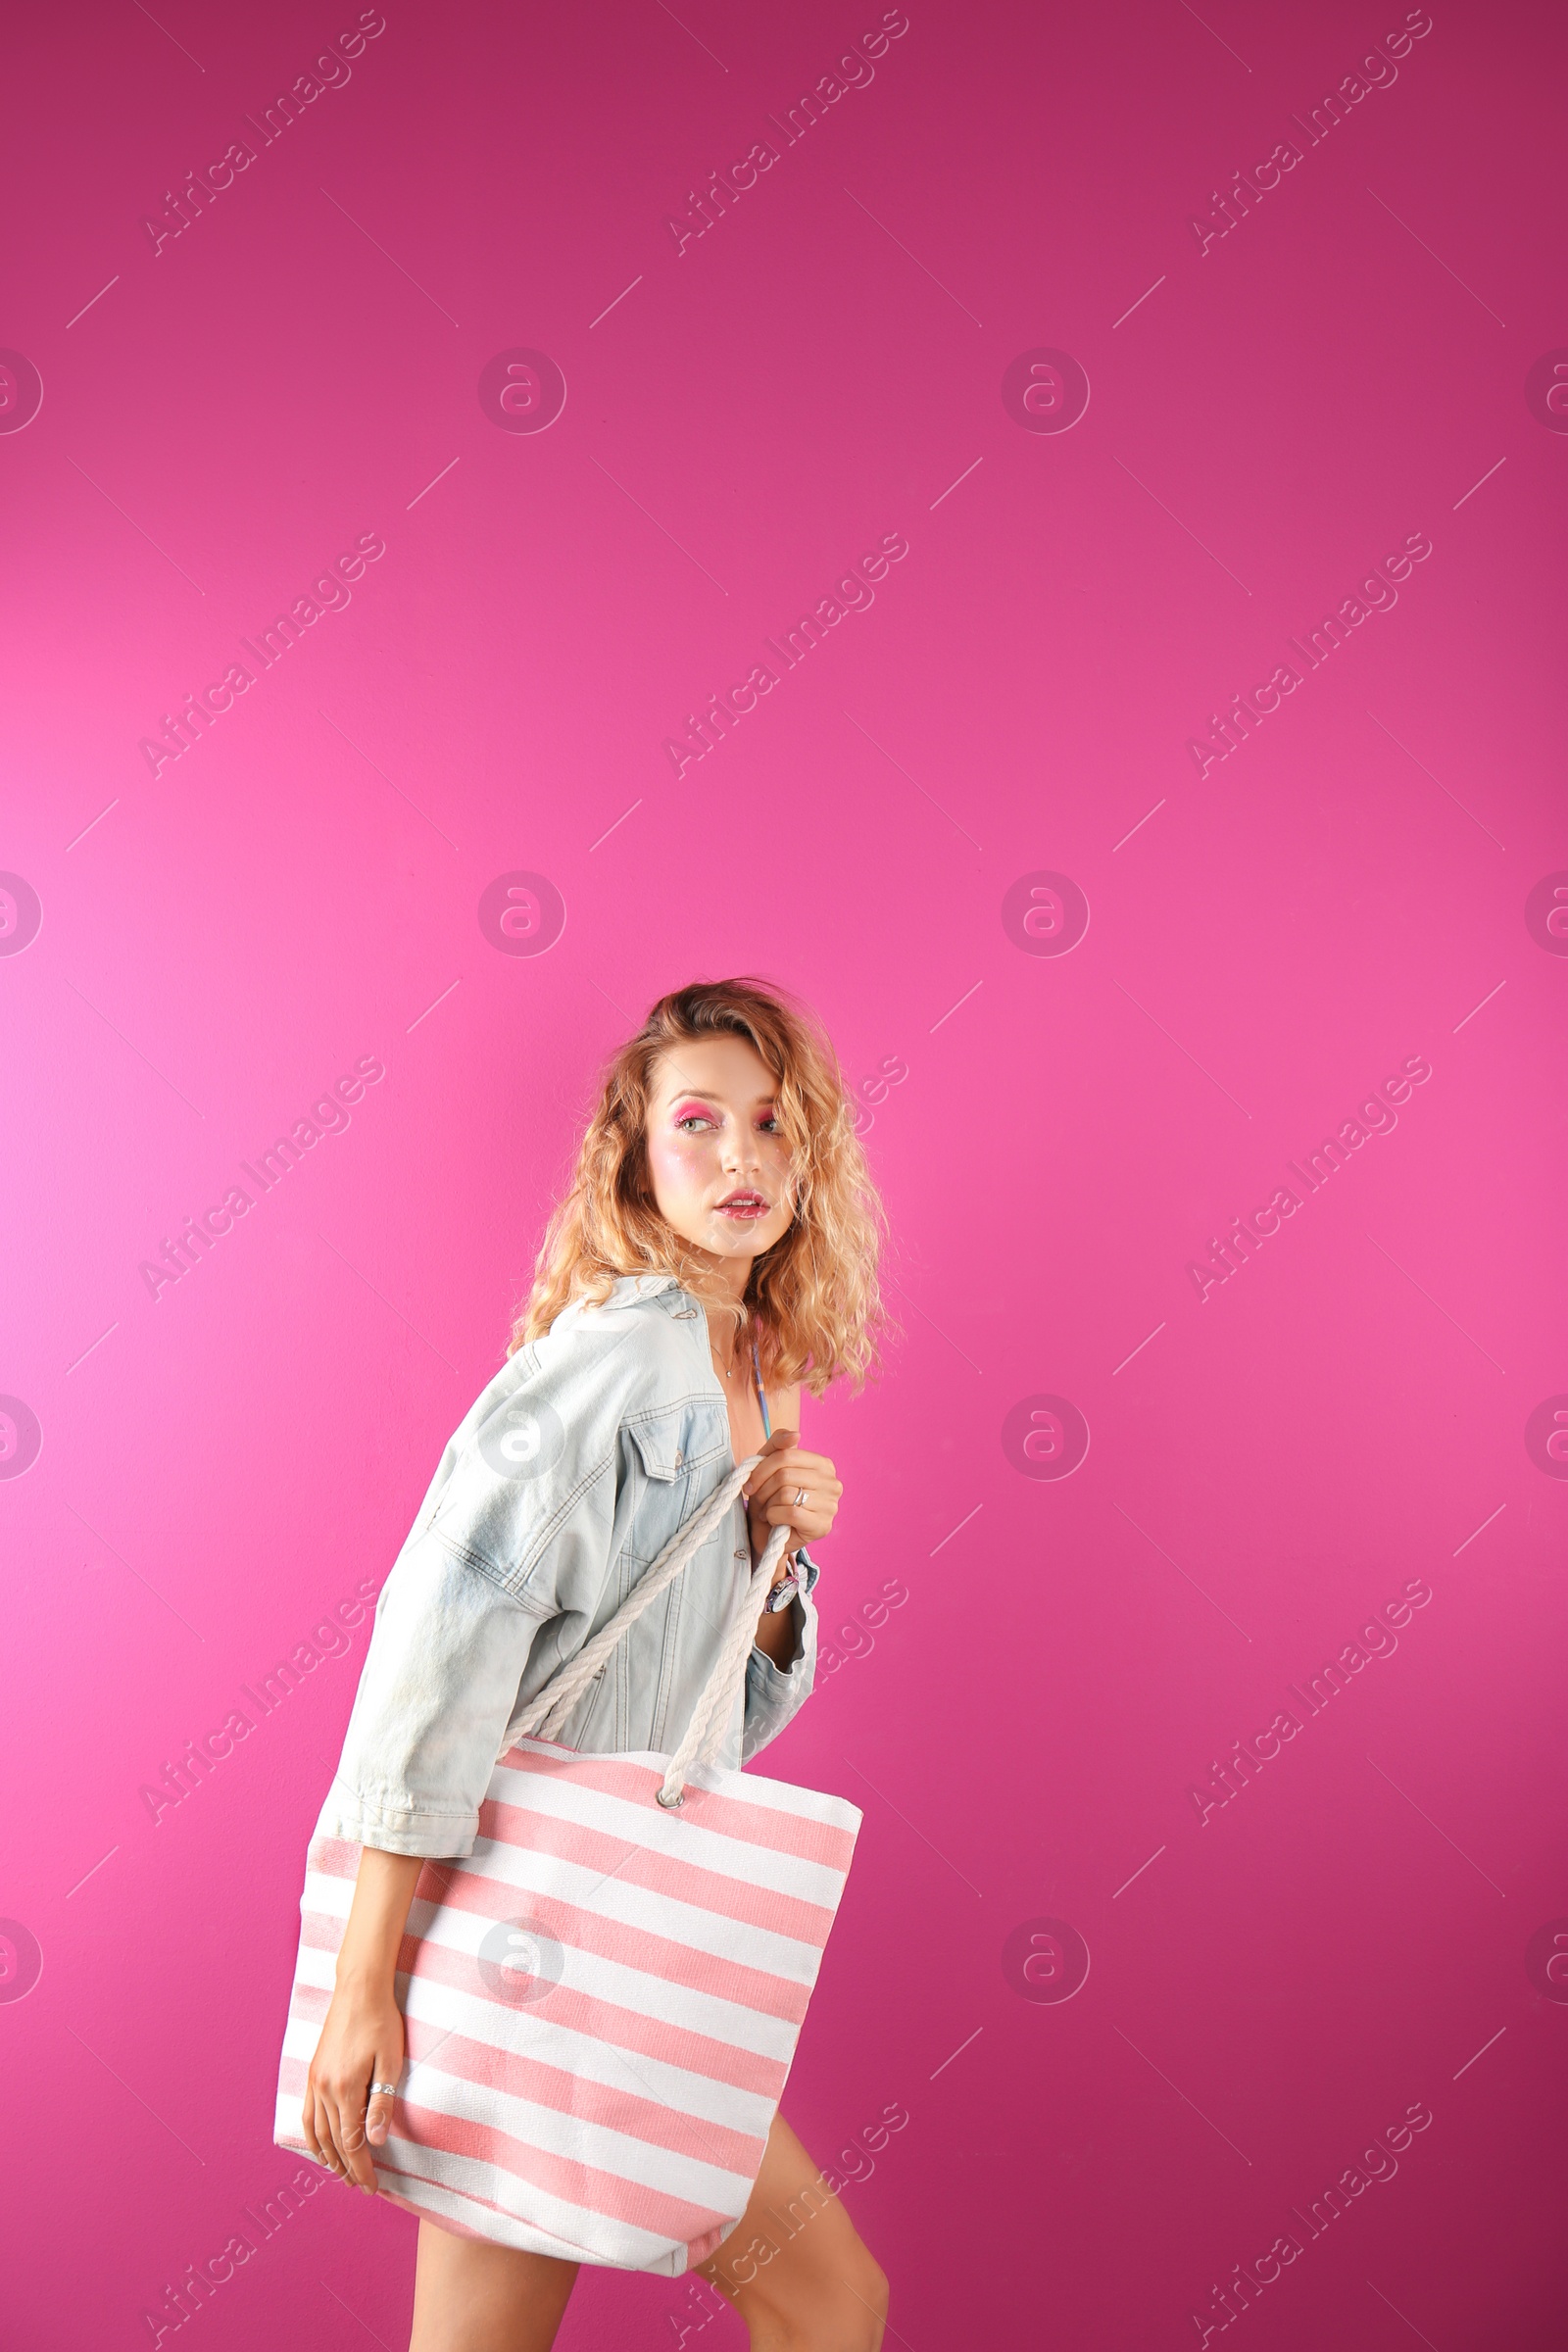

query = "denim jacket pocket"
[[623, 1412, 683, 1482]]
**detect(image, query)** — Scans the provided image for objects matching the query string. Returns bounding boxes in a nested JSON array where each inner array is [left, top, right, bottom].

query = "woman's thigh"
[[696, 2109, 890, 2349], [410, 2216, 578, 2352], [403, 2111, 888, 2351]]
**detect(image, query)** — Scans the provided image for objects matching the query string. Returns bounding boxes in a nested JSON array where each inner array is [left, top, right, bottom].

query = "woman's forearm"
[[307, 1848, 421, 2184], [336, 1848, 424, 1991]]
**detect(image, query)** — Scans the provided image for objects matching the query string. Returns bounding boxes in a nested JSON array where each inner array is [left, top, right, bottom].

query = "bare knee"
[[851, 2248, 888, 2342], [745, 2250, 889, 2352], [845, 2252, 890, 2346], [815, 2258, 888, 2352]]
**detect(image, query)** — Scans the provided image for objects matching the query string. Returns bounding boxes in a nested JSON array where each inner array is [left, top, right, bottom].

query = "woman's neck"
[[697, 1278, 753, 1380], [677, 1244, 753, 1313], [664, 1243, 754, 1374]]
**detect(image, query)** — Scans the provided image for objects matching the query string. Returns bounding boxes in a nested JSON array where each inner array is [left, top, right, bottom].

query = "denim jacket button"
[[673, 1449, 684, 1467]]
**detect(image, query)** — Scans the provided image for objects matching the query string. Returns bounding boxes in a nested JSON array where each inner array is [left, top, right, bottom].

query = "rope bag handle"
[[498, 1456, 794, 1806]]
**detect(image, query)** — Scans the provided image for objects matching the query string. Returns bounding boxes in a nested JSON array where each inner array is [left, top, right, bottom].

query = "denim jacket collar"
[[603, 1273, 680, 1307], [560, 1272, 708, 1326]]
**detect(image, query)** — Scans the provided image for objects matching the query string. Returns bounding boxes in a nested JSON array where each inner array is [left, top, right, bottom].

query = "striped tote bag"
[[273, 1457, 861, 2272]]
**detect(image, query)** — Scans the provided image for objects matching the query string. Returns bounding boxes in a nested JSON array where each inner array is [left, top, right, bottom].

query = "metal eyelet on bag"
[[656, 1788, 684, 1808]]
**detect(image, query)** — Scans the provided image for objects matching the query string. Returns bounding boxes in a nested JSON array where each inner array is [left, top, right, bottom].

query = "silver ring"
[[794, 1488, 808, 1506], [368, 2080, 398, 2097]]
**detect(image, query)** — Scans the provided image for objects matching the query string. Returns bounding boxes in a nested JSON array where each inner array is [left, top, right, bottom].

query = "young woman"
[[300, 978, 892, 2352]]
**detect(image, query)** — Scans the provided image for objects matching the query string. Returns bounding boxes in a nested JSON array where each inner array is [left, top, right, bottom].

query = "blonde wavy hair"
[[509, 978, 890, 1396]]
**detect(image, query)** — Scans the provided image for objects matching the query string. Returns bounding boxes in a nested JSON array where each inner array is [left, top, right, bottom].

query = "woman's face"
[[644, 1036, 796, 1273]]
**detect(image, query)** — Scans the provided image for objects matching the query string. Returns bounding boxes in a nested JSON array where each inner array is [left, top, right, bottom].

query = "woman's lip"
[[715, 1197, 768, 1216]]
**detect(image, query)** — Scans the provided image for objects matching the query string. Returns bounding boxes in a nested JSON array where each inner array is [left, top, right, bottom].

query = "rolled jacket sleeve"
[[316, 1532, 550, 1859], [742, 1573, 819, 1765]]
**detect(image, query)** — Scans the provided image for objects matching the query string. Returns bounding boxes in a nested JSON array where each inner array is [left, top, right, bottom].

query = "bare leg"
[[696, 2109, 889, 2350], [409, 2217, 578, 2352], [403, 2109, 885, 2350]]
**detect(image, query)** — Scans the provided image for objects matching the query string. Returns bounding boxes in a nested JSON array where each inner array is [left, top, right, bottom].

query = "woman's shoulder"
[[453, 1282, 708, 1462], [404, 1292, 700, 1576], [537, 1279, 706, 1389], [392, 1283, 732, 1595]]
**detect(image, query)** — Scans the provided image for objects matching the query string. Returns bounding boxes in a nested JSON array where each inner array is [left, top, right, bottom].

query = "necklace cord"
[[711, 1319, 772, 1441]]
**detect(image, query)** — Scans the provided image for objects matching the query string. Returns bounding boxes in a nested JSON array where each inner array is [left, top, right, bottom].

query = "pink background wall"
[[3, 1, 1566, 2343]]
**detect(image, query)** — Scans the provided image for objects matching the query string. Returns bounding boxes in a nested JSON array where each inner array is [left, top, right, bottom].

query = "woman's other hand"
[[304, 1979, 404, 2190], [302, 1847, 422, 2191]]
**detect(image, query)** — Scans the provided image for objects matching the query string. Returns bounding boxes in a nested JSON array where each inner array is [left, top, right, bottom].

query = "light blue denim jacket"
[[315, 1274, 821, 1860]]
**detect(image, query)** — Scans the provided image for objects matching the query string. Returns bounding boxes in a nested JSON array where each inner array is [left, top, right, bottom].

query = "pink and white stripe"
[[274, 1735, 861, 2273]]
